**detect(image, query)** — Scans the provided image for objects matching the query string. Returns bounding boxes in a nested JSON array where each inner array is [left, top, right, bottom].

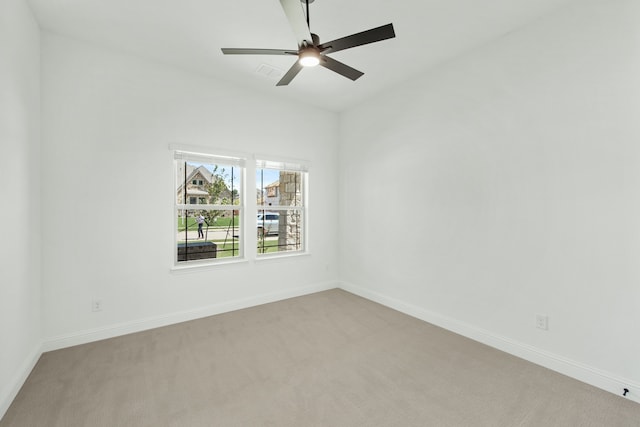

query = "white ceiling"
[[28, 0, 577, 112]]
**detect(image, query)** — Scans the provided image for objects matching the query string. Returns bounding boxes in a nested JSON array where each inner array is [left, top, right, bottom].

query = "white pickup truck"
[[257, 212, 279, 237]]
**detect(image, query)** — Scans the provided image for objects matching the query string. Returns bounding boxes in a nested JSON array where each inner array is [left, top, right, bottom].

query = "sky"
[[184, 161, 280, 195], [256, 168, 279, 190]]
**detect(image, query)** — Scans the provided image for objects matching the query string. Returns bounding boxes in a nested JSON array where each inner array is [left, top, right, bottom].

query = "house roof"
[[176, 164, 214, 191], [187, 166, 214, 185]]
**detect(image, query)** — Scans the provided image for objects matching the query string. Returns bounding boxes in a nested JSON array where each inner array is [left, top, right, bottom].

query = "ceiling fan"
[[221, 0, 396, 86]]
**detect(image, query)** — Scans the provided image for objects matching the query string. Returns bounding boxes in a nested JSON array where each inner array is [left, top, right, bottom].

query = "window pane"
[[256, 169, 302, 207], [257, 209, 303, 254], [256, 165, 305, 256], [176, 209, 241, 262], [177, 161, 241, 206]]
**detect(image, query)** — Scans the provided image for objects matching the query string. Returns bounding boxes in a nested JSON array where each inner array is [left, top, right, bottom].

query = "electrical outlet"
[[535, 314, 548, 330], [92, 299, 103, 312]]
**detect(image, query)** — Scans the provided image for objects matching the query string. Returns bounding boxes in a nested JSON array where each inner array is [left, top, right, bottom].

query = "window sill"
[[170, 257, 249, 273], [254, 251, 310, 263]]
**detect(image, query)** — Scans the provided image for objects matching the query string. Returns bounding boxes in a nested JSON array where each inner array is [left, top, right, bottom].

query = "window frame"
[[173, 149, 246, 268], [256, 159, 309, 258]]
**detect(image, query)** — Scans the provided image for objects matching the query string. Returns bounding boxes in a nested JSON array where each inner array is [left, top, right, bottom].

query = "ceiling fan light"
[[299, 49, 320, 67]]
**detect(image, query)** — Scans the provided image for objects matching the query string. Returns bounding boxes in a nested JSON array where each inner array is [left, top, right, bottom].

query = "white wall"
[[339, 0, 640, 397], [5, 0, 638, 413], [40, 33, 339, 345], [0, 0, 42, 417]]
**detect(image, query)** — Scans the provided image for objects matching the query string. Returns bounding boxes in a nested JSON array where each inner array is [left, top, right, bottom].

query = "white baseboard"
[[339, 281, 640, 404], [8, 279, 636, 422], [42, 281, 338, 352], [0, 343, 43, 421]]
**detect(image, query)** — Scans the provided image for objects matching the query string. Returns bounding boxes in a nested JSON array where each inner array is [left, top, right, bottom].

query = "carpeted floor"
[[1, 289, 639, 426]]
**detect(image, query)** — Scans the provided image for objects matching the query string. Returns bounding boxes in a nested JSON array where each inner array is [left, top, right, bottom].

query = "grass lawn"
[[212, 241, 242, 258], [177, 216, 239, 232], [257, 239, 279, 254]]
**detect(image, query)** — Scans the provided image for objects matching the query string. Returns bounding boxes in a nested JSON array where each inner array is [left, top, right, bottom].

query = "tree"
[[203, 165, 239, 224]]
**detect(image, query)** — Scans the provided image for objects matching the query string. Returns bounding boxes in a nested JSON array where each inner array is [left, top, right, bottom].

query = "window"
[[256, 160, 307, 256], [175, 151, 244, 265]]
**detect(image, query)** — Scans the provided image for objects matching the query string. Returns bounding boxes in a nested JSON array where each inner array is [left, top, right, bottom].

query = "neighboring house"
[[176, 164, 231, 205], [264, 180, 279, 206]]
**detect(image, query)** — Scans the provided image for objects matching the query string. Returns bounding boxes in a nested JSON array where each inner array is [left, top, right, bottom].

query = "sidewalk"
[[177, 228, 277, 242]]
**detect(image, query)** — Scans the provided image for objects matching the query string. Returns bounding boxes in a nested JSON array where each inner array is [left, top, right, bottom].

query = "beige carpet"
[[1, 289, 638, 426]]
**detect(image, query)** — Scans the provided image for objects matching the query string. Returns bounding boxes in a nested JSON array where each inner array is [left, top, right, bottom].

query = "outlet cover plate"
[[536, 314, 548, 330]]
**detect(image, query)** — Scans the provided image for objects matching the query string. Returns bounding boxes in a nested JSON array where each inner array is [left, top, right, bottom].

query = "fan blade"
[[318, 23, 395, 54], [279, 0, 313, 47], [276, 61, 304, 86], [320, 56, 364, 81], [221, 48, 297, 55]]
